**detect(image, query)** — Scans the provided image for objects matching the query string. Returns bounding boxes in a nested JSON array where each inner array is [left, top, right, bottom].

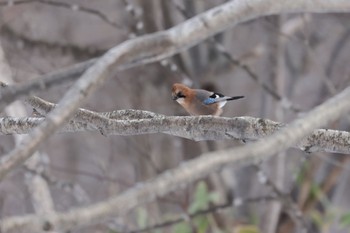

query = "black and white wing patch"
[[203, 92, 225, 105]]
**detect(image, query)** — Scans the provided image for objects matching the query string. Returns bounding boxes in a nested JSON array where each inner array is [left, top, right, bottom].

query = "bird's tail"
[[227, 96, 244, 101]]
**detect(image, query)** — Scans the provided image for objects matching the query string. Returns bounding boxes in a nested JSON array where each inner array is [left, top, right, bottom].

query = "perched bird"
[[172, 83, 244, 116]]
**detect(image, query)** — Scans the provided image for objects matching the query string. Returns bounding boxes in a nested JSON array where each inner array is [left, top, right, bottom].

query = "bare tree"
[[0, 0, 350, 232]]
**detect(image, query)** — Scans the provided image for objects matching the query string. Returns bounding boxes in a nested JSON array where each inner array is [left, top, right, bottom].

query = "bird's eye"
[[177, 92, 186, 98]]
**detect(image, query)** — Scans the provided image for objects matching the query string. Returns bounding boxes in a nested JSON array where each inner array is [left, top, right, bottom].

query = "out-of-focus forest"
[[0, 0, 350, 233]]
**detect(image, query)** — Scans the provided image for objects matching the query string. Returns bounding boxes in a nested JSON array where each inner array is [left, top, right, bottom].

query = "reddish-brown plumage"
[[172, 83, 222, 116]]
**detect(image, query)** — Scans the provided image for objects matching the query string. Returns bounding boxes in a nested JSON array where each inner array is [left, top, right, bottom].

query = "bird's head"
[[172, 83, 189, 103]]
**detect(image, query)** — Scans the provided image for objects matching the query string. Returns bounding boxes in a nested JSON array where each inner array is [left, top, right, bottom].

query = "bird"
[[172, 83, 244, 116]]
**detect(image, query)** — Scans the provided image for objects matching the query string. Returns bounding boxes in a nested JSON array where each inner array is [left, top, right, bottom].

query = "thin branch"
[[126, 195, 276, 233], [0, 25, 105, 59], [0, 0, 123, 29], [0, 59, 97, 111], [46, 163, 131, 188], [253, 164, 310, 231], [210, 39, 283, 101], [326, 28, 350, 78], [122, 0, 194, 85]]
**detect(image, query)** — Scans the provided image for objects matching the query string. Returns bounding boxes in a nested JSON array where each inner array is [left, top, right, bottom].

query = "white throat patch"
[[176, 98, 185, 104]]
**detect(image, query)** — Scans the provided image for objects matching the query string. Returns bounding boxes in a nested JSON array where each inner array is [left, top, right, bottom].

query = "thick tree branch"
[[23, 96, 350, 154], [0, 113, 349, 154]]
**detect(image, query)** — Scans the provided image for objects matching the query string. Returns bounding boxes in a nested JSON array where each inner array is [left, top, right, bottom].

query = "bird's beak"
[[172, 95, 178, 100]]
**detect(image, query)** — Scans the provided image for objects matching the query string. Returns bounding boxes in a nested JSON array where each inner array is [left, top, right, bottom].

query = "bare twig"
[[0, 25, 105, 59], [46, 163, 131, 188], [326, 28, 350, 78], [253, 164, 310, 231], [122, 0, 193, 85], [126, 195, 275, 233], [0, 0, 123, 29], [0, 58, 97, 111]]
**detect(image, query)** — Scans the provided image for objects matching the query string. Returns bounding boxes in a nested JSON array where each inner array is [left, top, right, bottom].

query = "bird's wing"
[[195, 90, 229, 105]]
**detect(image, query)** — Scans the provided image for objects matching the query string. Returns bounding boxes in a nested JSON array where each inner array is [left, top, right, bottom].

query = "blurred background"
[[0, 0, 350, 232]]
